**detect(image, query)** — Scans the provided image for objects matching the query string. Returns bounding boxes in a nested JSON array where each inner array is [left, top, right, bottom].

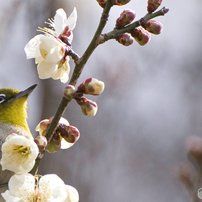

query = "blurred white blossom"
[[0, 134, 39, 174]]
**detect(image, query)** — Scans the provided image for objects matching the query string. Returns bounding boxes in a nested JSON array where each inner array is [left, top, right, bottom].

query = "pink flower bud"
[[77, 78, 105, 96], [147, 0, 163, 13], [34, 136, 47, 152], [130, 27, 151, 46], [112, 0, 131, 6], [116, 9, 136, 29], [57, 124, 80, 144], [115, 33, 134, 46], [76, 97, 98, 116], [141, 20, 163, 35], [96, 0, 107, 8], [64, 85, 76, 99]]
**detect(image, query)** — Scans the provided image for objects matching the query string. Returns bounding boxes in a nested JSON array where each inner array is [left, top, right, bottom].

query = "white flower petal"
[[40, 35, 62, 53], [54, 8, 67, 36], [59, 117, 70, 126], [1, 190, 21, 202], [45, 46, 64, 63], [60, 139, 74, 149], [35, 56, 44, 64], [9, 174, 35, 198], [24, 35, 44, 59], [52, 61, 70, 83], [60, 71, 69, 83], [37, 61, 58, 79], [65, 7, 77, 31], [65, 185, 79, 202]]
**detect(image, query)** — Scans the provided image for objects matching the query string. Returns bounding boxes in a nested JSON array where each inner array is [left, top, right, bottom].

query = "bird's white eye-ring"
[[0, 94, 6, 104]]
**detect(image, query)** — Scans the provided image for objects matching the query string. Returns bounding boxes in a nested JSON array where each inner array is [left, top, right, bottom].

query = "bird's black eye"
[[0, 94, 6, 104]]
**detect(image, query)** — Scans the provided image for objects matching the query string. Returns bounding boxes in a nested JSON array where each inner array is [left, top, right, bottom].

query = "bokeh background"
[[0, 0, 202, 201]]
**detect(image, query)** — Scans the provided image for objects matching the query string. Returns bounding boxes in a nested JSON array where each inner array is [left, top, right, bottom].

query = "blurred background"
[[0, 0, 202, 201]]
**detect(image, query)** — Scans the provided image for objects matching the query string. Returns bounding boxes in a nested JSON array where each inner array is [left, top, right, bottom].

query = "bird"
[[0, 84, 37, 201]]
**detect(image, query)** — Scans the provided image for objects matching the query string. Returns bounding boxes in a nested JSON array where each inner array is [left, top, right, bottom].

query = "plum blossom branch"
[[30, 1, 169, 176]]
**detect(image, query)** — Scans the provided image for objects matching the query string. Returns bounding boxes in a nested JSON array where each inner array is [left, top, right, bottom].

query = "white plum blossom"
[[0, 134, 39, 175], [2, 174, 79, 202], [24, 8, 77, 83]]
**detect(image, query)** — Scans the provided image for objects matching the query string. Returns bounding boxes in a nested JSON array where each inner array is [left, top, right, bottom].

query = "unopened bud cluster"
[[74, 78, 105, 117], [112, 0, 164, 47], [36, 117, 80, 153], [129, 19, 163, 46]]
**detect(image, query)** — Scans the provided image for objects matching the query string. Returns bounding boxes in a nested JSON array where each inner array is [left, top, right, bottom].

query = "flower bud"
[[35, 119, 50, 136], [77, 78, 105, 96], [186, 136, 202, 171], [112, 0, 131, 6], [64, 85, 76, 99], [116, 9, 136, 29], [76, 97, 98, 116], [147, 0, 163, 13], [141, 20, 163, 35], [34, 136, 47, 152], [57, 124, 80, 143], [96, 0, 107, 8], [115, 33, 134, 46], [46, 132, 61, 153], [130, 27, 151, 46]]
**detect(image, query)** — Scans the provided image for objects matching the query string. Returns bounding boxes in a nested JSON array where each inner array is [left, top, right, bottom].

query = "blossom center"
[[10, 145, 31, 166]]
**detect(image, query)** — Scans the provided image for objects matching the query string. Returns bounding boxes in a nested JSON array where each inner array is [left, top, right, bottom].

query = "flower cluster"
[[2, 174, 79, 202], [24, 8, 77, 83], [0, 130, 79, 201]]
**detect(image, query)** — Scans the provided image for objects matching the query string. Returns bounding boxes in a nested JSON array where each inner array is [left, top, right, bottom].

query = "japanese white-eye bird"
[[0, 84, 37, 199]]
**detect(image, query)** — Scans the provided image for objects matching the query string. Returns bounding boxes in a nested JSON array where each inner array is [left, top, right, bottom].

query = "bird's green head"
[[0, 84, 37, 133]]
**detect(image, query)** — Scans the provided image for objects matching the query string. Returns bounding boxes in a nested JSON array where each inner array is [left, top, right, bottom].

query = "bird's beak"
[[15, 84, 38, 99]]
